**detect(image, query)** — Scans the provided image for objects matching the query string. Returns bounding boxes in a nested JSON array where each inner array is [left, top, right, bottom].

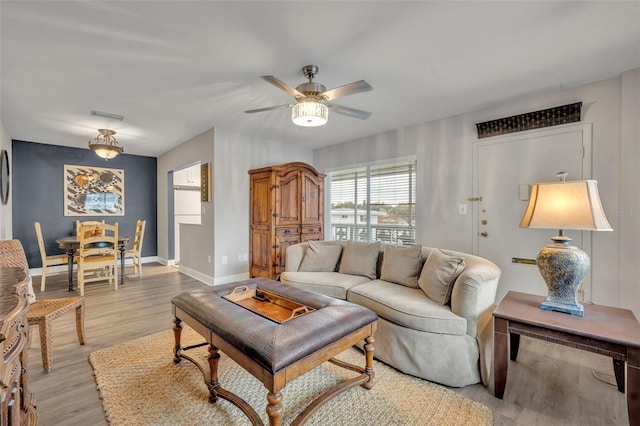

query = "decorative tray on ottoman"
[[223, 285, 315, 323]]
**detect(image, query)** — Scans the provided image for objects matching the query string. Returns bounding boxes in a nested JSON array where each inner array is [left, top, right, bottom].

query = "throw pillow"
[[338, 241, 381, 280], [418, 249, 465, 305], [380, 244, 423, 288], [298, 241, 343, 272]]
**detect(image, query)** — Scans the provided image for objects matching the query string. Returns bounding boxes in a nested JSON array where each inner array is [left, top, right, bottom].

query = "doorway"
[[171, 162, 202, 266], [473, 123, 592, 302]]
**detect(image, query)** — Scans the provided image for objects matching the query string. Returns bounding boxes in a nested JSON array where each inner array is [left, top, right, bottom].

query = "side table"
[[493, 291, 640, 425]]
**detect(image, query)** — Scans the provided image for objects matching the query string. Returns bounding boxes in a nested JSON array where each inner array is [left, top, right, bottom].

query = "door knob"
[[480, 231, 488, 237]]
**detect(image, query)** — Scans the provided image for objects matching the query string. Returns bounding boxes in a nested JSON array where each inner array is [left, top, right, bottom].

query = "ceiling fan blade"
[[326, 103, 372, 120], [261, 76, 305, 99], [321, 80, 373, 101], [244, 104, 292, 114]]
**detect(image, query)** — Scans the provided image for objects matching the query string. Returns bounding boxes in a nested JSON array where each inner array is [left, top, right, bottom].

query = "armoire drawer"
[[301, 225, 322, 235], [275, 226, 300, 237]]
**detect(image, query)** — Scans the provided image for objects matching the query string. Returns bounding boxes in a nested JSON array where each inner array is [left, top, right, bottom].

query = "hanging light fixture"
[[291, 101, 328, 127], [89, 129, 123, 160]]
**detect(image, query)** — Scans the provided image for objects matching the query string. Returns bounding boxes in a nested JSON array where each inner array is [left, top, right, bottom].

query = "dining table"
[[55, 235, 131, 292]]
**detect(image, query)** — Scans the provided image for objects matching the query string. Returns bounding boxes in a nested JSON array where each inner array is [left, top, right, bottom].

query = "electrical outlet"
[[222, 256, 228, 265], [242, 253, 248, 261], [238, 254, 243, 262]]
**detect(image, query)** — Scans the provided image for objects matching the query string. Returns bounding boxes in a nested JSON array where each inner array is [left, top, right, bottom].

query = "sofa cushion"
[[418, 249, 465, 305], [281, 271, 371, 300], [347, 280, 467, 335], [380, 244, 422, 288], [298, 241, 343, 272], [338, 241, 380, 280]]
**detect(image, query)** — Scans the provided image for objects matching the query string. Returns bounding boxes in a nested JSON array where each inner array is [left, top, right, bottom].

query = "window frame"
[[325, 156, 417, 245]]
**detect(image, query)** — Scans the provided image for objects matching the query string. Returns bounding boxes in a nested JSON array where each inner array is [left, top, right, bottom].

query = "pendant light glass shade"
[[89, 129, 123, 160]]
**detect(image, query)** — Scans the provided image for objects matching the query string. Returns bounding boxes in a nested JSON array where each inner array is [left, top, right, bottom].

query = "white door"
[[473, 123, 592, 303]]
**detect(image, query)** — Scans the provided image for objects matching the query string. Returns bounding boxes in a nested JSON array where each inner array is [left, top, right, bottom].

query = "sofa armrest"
[[450, 255, 500, 387], [285, 243, 308, 272], [450, 256, 500, 338]]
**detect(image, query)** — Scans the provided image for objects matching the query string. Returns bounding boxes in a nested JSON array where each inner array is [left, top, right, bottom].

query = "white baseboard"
[[30, 257, 250, 289], [29, 256, 159, 277], [213, 272, 250, 286], [175, 268, 249, 287], [178, 266, 214, 286], [156, 257, 176, 266]]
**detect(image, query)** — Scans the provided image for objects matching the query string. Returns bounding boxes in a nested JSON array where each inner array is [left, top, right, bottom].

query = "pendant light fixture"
[[89, 129, 123, 160]]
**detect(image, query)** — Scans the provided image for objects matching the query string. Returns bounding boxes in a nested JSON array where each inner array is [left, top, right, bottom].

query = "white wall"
[[618, 68, 640, 316], [158, 127, 313, 285], [0, 118, 12, 240], [212, 127, 312, 283], [314, 69, 640, 317], [157, 129, 214, 281]]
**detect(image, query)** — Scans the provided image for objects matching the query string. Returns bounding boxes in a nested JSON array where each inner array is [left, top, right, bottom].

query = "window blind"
[[329, 159, 416, 244]]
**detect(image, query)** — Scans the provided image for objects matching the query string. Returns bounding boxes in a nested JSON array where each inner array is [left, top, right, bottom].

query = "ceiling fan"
[[245, 65, 373, 127]]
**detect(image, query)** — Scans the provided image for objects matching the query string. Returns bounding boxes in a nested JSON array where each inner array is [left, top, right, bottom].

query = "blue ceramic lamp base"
[[540, 298, 584, 316], [537, 239, 590, 317]]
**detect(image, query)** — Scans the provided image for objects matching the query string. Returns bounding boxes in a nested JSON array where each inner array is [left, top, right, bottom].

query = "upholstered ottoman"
[[171, 278, 378, 426]]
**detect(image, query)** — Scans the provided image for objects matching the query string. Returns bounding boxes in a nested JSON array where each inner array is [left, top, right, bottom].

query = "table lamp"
[[519, 173, 612, 316]]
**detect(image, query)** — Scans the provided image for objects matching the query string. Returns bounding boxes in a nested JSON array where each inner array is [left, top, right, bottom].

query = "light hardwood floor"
[[28, 264, 629, 425]]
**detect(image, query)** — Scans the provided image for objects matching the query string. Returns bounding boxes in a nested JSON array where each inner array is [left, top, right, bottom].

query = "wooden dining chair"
[[76, 220, 105, 237], [0, 239, 85, 374], [35, 221, 70, 292], [77, 222, 118, 296], [124, 219, 146, 277]]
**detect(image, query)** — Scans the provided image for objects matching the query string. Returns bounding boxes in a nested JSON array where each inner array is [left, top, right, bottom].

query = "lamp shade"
[[291, 102, 328, 127], [519, 180, 612, 231]]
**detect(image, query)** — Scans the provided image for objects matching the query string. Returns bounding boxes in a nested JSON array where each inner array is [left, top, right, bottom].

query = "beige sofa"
[[281, 240, 501, 387]]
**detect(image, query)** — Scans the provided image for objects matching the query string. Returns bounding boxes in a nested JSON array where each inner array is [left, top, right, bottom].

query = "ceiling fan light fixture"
[[292, 102, 328, 127], [89, 129, 123, 160]]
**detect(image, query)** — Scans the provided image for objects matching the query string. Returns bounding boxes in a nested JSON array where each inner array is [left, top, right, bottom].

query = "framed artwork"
[[64, 164, 124, 216]]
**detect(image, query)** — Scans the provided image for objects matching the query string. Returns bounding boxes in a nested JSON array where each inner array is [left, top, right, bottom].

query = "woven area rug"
[[89, 327, 492, 425]]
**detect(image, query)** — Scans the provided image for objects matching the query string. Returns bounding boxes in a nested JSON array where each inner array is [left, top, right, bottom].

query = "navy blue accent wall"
[[12, 140, 157, 268]]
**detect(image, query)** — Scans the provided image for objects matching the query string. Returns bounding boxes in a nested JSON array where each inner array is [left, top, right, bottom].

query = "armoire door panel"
[[301, 172, 323, 225], [250, 173, 272, 228], [250, 229, 271, 278], [275, 170, 300, 226]]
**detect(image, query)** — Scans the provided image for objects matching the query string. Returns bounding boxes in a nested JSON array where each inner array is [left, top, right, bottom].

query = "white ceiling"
[[1, 1, 639, 157]]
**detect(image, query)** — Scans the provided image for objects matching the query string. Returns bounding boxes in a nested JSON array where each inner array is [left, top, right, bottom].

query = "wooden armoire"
[[249, 162, 325, 280]]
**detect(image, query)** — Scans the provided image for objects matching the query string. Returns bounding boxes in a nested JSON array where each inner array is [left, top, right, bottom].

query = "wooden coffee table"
[[171, 278, 378, 426], [493, 291, 640, 425]]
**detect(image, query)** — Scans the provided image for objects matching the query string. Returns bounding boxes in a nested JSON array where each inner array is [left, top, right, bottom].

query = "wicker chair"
[[0, 239, 85, 374]]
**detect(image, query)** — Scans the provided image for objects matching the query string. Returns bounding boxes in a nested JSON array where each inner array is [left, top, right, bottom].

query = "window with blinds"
[[328, 159, 416, 244]]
